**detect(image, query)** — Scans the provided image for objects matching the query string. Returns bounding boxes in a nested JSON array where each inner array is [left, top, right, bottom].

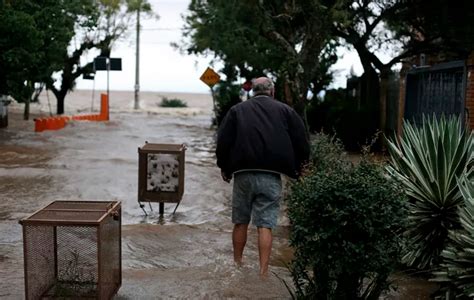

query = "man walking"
[[216, 77, 310, 277]]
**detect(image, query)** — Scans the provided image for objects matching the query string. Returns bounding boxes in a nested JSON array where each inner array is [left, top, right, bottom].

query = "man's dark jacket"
[[216, 95, 310, 179]]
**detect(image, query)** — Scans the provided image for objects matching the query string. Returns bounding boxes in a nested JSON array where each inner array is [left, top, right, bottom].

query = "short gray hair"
[[252, 78, 274, 95]]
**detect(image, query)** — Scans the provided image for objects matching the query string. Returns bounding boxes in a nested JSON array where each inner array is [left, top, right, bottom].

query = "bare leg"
[[257, 227, 272, 277], [233, 223, 248, 266]]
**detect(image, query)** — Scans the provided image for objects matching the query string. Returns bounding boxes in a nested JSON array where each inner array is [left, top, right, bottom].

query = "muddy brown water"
[[0, 91, 438, 299]]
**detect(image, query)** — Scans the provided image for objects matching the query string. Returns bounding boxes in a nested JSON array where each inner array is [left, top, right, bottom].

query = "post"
[[134, 7, 140, 110], [210, 87, 217, 122], [380, 69, 389, 137], [107, 58, 110, 116], [466, 52, 474, 130], [159, 202, 164, 215], [101, 93, 109, 121]]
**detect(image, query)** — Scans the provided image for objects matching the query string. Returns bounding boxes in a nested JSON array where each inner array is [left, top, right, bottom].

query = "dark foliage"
[[287, 133, 408, 299], [213, 81, 242, 127], [306, 89, 379, 151]]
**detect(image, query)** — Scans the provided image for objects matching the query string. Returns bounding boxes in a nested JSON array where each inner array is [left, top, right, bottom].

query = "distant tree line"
[[0, 0, 152, 118]]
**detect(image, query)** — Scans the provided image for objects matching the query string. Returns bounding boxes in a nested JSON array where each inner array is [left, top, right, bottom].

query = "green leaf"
[[386, 115, 473, 270]]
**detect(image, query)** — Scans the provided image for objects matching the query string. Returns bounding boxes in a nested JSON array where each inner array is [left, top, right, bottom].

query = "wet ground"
[[0, 90, 438, 299]]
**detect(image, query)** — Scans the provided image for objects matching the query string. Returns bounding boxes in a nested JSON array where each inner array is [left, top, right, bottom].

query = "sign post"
[[94, 57, 122, 119], [199, 67, 220, 119]]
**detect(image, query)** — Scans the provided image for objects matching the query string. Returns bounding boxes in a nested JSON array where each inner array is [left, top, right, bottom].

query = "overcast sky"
[[75, 0, 365, 94]]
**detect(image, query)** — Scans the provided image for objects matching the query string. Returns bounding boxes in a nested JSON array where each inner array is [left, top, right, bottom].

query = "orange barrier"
[[45, 118, 55, 130], [100, 94, 109, 121], [34, 118, 46, 132], [35, 93, 109, 132], [58, 117, 66, 129]]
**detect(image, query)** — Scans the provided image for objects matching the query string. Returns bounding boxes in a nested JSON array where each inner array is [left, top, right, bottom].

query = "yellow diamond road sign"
[[200, 67, 220, 87]]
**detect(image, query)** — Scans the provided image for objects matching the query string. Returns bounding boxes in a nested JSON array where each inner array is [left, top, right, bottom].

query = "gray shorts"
[[232, 171, 282, 229]]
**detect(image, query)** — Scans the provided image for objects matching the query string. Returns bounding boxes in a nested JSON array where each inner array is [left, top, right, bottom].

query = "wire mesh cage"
[[20, 201, 121, 300], [138, 143, 186, 204]]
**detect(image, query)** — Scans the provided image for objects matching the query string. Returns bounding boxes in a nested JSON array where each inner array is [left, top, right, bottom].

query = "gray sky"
[[76, 0, 366, 94]]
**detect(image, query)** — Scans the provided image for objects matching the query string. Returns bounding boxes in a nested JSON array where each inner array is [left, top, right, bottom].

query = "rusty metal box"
[[138, 143, 186, 203], [19, 201, 121, 300]]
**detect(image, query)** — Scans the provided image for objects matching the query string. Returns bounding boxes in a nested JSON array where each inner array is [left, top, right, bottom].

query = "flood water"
[[0, 91, 294, 299], [0, 90, 438, 299]]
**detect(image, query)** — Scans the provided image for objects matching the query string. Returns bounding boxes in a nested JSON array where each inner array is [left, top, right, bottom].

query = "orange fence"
[[35, 93, 109, 132]]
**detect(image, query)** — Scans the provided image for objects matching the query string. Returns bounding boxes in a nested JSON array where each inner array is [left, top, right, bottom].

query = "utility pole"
[[134, 5, 140, 110]]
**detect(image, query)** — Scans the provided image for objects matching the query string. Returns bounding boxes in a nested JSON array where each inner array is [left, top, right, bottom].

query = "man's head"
[[252, 77, 274, 97]]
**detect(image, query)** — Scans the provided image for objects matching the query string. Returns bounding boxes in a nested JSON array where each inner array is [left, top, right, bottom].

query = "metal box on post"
[[138, 143, 186, 214], [20, 201, 121, 300]]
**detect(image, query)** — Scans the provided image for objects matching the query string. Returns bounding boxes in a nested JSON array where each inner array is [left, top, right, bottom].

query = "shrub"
[[308, 132, 346, 171], [287, 134, 407, 299], [159, 97, 187, 108], [213, 81, 242, 126], [386, 115, 473, 270]]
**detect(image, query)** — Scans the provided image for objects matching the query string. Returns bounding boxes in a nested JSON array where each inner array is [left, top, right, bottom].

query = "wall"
[[465, 52, 474, 130]]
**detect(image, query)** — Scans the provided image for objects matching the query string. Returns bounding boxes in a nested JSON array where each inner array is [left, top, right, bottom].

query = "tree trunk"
[[277, 75, 309, 133], [282, 80, 293, 107], [56, 92, 66, 115], [379, 68, 391, 139], [289, 75, 310, 135], [51, 87, 67, 115], [353, 44, 382, 148], [23, 97, 30, 120], [361, 70, 381, 147]]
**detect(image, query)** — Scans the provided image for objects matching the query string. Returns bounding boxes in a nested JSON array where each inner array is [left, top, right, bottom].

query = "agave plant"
[[386, 115, 473, 270], [432, 176, 474, 298]]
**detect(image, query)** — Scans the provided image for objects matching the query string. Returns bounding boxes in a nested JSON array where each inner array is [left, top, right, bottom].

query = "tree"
[[48, 0, 121, 115], [0, 1, 42, 100], [47, 0, 153, 115], [0, 0, 153, 118], [0, 0, 100, 119], [330, 0, 474, 138], [388, 0, 474, 58], [26, 0, 93, 119], [328, 0, 411, 140], [180, 0, 337, 125]]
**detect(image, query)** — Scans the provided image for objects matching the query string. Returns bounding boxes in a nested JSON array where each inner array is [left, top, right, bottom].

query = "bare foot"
[[234, 259, 243, 268], [259, 270, 269, 280]]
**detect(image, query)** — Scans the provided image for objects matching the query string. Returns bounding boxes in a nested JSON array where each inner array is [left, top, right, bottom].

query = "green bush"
[[308, 132, 346, 171], [386, 115, 473, 270], [159, 97, 187, 108], [213, 81, 242, 126], [287, 134, 408, 299]]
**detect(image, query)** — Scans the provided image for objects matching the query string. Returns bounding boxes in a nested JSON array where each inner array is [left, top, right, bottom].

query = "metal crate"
[[20, 201, 121, 300], [138, 143, 186, 206]]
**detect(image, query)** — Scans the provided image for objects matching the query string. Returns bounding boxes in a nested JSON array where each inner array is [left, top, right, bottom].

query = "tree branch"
[[385, 39, 443, 67], [361, 1, 404, 42], [256, 2, 296, 57]]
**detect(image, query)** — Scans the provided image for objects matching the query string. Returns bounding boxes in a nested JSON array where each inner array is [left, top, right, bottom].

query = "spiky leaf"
[[432, 176, 474, 298], [386, 115, 473, 269]]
